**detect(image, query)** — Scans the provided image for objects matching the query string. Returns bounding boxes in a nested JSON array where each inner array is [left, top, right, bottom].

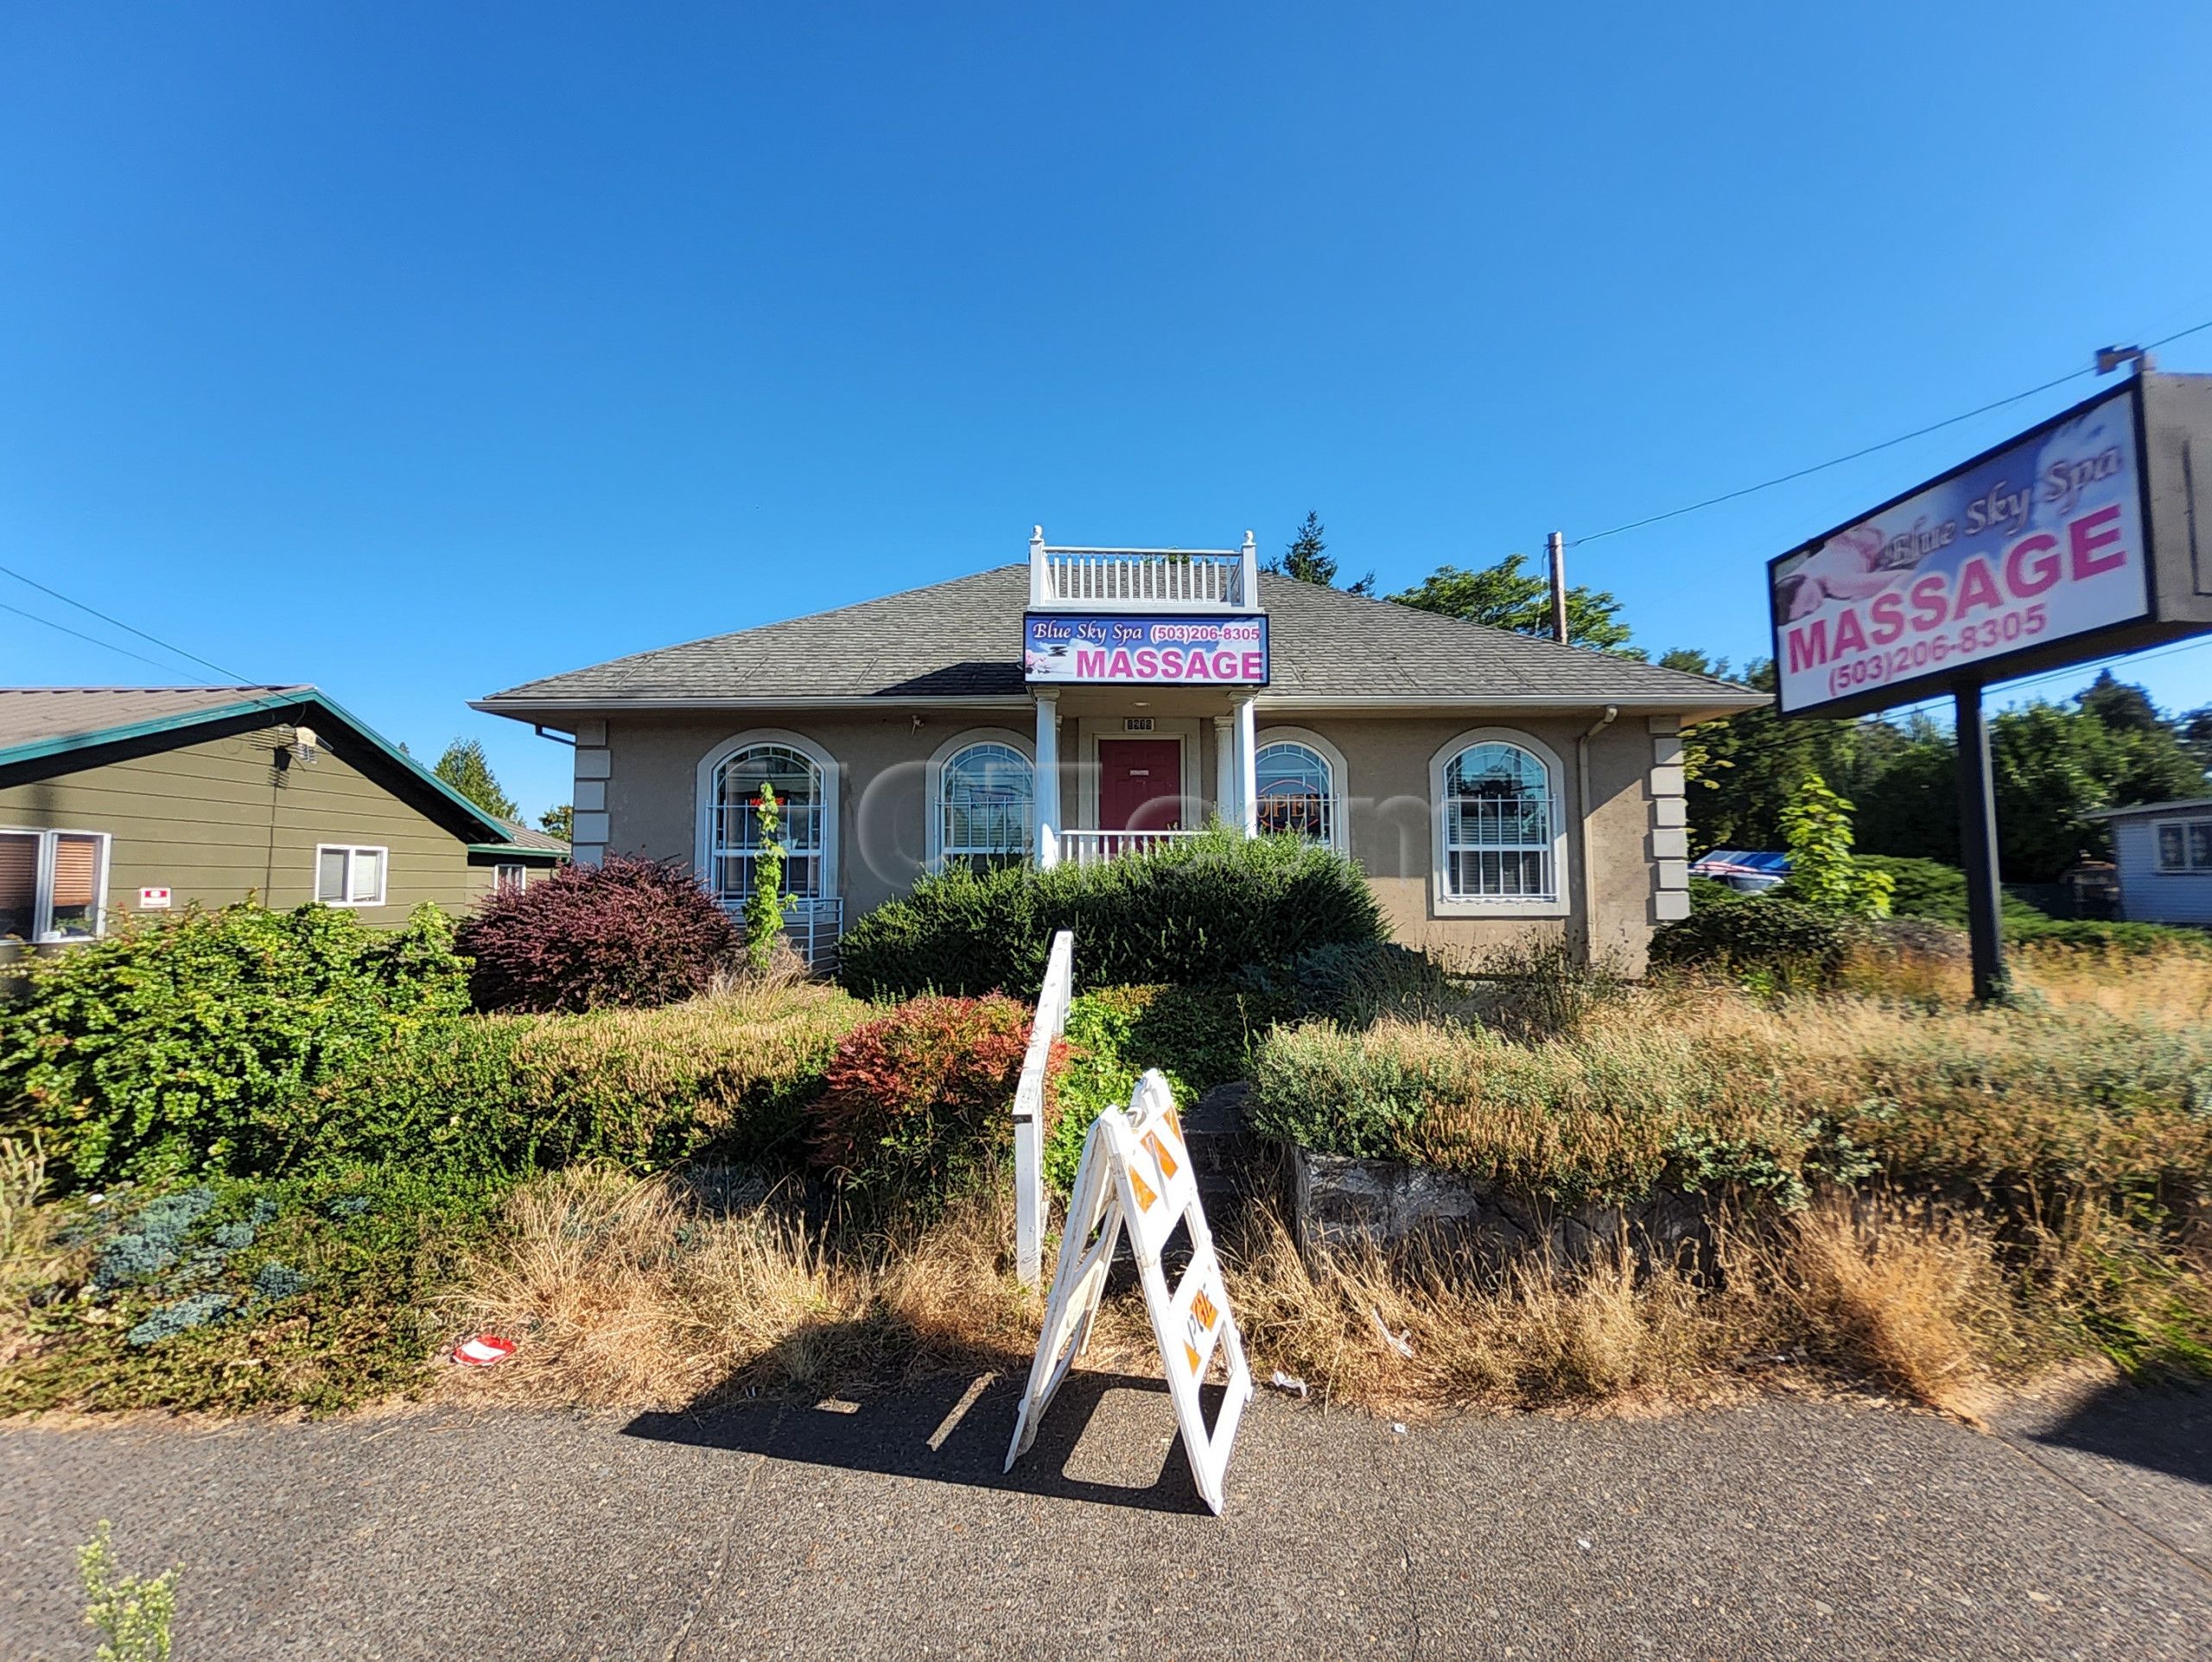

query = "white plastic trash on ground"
[[1004, 1069, 1255, 1514]]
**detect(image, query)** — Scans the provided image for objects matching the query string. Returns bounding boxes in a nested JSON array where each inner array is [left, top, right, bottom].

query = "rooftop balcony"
[[1028, 528, 1260, 612]]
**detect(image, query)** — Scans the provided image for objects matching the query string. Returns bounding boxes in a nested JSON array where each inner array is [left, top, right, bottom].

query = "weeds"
[[442, 1168, 1047, 1409], [78, 1520, 179, 1662]]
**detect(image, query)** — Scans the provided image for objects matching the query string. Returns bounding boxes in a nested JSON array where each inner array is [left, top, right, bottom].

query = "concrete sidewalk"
[[2, 1375, 2206, 1660]]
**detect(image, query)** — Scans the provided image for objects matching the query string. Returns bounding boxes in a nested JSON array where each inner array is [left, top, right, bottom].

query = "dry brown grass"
[[1224, 1214, 1740, 1416], [1767, 1198, 2005, 1416], [442, 1168, 1049, 1409]]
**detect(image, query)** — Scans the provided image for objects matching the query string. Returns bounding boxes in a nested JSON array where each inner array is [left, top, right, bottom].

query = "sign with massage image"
[[1768, 384, 2152, 717]]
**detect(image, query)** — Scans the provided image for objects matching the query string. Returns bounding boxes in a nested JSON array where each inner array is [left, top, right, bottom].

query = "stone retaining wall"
[[1288, 1146, 1719, 1271]]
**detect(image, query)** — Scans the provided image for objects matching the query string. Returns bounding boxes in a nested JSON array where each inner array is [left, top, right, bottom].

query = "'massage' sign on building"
[[1770, 385, 2149, 716], [1024, 614, 1269, 685]]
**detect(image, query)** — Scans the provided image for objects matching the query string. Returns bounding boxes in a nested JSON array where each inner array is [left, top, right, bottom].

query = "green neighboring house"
[[0, 685, 566, 946]]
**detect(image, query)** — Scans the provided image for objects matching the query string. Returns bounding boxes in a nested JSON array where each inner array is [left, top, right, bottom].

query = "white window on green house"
[[938, 741, 1033, 873], [0, 826, 110, 943], [493, 863, 526, 893], [2155, 820, 2212, 872], [315, 844, 387, 906]]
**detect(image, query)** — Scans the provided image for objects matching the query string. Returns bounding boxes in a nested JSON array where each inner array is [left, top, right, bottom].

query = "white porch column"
[[1235, 692, 1259, 837], [1211, 713, 1236, 828], [1033, 691, 1061, 868]]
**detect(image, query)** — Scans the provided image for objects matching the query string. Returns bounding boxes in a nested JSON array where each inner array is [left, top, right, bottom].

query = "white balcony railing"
[[1029, 529, 1259, 611], [1052, 829, 1207, 867]]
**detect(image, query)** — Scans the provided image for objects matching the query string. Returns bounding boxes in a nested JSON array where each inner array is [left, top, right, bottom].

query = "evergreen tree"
[[1392, 554, 1640, 655], [433, 737, 519, 821], [1268, 511, 1373, 595], [539, 804, 575, 841]]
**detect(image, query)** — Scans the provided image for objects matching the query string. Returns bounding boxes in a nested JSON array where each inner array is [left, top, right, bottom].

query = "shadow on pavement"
[[620, 1367, 1218, 1515], [2020, 1379, 2212, 1487]]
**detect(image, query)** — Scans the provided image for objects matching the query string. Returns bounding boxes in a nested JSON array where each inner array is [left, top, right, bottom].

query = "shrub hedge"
[[1043, 983, 1281, 1192], [1647, 897, 1856, 988], [457, 853, 741, 1013], [836, 828, 1388, 999], [322, 983, 868, 1180], [804, 994, 1051, 1209], [1, 903, 470, 1188]]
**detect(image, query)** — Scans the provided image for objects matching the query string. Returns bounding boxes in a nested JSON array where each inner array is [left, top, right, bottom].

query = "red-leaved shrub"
[[457, 855, 741, 1014], [806, 994, 1062, 1207]]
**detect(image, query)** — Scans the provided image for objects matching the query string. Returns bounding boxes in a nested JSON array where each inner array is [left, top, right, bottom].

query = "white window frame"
[[493, 863, 527, 893], [315, 844, 389, 907], [1254, 726, 1350, 854], [694, 729, 841, 906], [1429, 729, 1570, 917], [925, 729, 1035, 872], [0, 825, 111, 944], [2152, 818, 2212, 873]]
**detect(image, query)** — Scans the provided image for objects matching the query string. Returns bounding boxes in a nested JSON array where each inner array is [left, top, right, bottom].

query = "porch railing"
[[1029, 530, 1260, 611], [1052, 829, 1206, 867]]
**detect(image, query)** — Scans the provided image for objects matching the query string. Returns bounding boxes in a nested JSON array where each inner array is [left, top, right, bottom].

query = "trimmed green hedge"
[[1648, 897, 1856, 987], [0, 894, 866, 1192], [1, 903, 470, 1188], [837, 828, 1388, 999]]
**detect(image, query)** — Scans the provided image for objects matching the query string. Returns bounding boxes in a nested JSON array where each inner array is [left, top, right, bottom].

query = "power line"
[[0, 598, 180, 675], [1570, 315, 2212, 550], [0, 557, 254, 685]]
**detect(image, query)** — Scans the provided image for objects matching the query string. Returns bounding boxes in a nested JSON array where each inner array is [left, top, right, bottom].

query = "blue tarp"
[[1691, 850, 1791, 882]]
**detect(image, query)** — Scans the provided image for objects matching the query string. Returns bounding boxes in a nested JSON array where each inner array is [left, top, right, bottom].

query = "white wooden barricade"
[[1013, 930, 1075, 1288], [1005, 1070, 1255, 1514]]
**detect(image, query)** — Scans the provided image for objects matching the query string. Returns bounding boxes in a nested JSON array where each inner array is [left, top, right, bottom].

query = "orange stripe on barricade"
[[1128, 1168, 1159, 1212], [1142, 1130, 1180, 1181]]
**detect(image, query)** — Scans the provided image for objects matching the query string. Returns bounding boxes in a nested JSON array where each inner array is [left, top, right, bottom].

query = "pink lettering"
[[1951, 556, 2002, 619], [1075, 649, 1108, 678], [1786, 618, 1829, 673], [2004, 532, 2061, 597], [2069, 505, 2127, 578]]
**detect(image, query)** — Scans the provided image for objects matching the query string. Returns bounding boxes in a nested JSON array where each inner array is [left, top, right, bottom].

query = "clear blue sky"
[[6, 3, 2211, 821]]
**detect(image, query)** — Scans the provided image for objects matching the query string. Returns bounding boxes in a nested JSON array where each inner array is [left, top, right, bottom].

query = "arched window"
[[936, 739, 1034, 872], [1255, 738, 1337, 847], [1436, 735, 1560, 903], [705, 741, 828, 905]]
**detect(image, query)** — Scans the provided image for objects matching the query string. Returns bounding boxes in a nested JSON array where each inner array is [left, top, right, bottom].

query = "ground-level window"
[[315, 844, 387, 907], [937, 740, 1033, 872], [493, 863, 527, 893], [0, 827, 110, 943], [708, 742, 827, 902], [1255, 738, 1338, 847], [2155, 820, 2212, 872], [1438, 738, 1558, 901]]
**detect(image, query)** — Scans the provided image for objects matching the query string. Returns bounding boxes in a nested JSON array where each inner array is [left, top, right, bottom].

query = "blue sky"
[[5, 3, 2211, 821]]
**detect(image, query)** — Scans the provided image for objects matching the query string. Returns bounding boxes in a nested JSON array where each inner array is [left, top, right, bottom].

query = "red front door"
[[1097, 738, 1183, 833]]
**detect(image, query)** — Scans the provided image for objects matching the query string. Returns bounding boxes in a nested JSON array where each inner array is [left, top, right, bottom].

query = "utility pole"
[[1547, 531, 1568, 644]]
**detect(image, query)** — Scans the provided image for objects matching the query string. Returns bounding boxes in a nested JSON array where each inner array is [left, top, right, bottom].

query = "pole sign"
[[1023, 613, 1268, 686], [1769, 374, 2212, 720]]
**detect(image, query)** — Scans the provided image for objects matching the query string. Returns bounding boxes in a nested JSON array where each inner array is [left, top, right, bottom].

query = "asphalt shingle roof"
[[479, 566, 1759, 710], [0, 685, 311, 751]]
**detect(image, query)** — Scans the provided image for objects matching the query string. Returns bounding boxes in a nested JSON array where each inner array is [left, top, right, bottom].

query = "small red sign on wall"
[[137, 888, 172, 910]]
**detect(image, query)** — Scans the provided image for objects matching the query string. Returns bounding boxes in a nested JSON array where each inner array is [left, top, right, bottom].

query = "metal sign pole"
[[1953, 679, 2008, 1003]]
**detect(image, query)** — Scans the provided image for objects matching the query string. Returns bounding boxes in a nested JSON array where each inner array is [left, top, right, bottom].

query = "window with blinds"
[[315, 844, 388, 906], [0, 826, 111, 942]]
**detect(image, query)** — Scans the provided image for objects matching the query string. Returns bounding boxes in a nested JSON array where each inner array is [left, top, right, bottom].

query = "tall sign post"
[[1767, 372, 2212, 1000]]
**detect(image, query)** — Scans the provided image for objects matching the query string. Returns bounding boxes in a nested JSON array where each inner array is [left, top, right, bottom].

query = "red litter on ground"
[[453, 1334, 516, 1367]]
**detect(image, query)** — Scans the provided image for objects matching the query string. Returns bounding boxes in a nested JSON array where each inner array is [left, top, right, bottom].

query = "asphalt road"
[[3, 1374, 2207, 1660]]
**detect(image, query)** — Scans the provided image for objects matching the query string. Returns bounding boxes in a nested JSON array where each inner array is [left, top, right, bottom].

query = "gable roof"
[[475, 565, 1763, 717], [2085, 797, 2212, 820], [0, 685, 559, 859]]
